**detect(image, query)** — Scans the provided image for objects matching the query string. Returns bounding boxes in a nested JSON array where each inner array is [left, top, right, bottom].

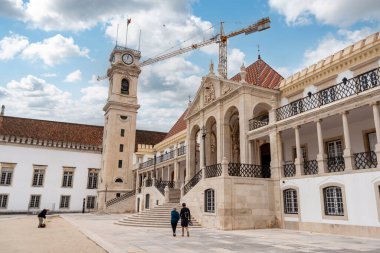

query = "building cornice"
[[280, 32, 380, 97], [0, 134, 102, 153]]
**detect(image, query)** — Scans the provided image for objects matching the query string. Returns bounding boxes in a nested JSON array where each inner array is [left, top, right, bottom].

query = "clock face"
[[122, 53, 134, 65]]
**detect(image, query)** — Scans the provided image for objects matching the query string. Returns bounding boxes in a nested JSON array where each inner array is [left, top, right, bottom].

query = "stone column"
[[372, 103, 380, 158], [316, 119, 328, 173], [167, 166, 171, 181], [161, 167, 164, 181], [269, 130, 281, 180], [342, 111, 353, 171], [294, 126, 303, 176], [174, 162, 180, 188], [221, 157, 229, 177], [135, 172, 140, 190]]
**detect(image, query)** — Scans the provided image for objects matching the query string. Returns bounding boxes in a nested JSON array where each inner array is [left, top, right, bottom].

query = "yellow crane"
[[98, 17, 270, 80]]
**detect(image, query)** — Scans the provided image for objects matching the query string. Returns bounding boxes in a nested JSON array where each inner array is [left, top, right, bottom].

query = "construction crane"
[[98, 17, 270, 81]]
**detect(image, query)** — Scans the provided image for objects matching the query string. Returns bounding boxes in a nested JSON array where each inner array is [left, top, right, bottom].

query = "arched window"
[[283, 189, 298, 214], [145, 194, 150, 209], [121, 79, 129, 95], [204, 189, 215, 213], [115, 178, 123, 183], [323, 186, 344, 216]]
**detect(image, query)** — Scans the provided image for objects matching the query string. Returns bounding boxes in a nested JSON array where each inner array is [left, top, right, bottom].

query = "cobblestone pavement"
[[61, 214, 380, 253], [0, 215, 106, 253]]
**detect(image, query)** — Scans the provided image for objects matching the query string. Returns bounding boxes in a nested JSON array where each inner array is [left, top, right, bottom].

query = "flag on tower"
[[127, 18, 132, 25]]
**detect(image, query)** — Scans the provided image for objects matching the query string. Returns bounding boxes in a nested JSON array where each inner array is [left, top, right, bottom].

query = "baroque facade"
[[1, 30, 380, 238]]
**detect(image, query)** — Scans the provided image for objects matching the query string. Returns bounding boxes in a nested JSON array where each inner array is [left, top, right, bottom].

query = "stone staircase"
[[115, 202, 202, 228]]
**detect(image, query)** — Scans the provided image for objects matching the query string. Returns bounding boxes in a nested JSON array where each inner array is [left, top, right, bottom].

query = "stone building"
[[1, 30, 380, 238]]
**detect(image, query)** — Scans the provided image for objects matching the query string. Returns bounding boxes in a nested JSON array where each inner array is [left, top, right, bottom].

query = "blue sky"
[[0, 0, 379, 132]]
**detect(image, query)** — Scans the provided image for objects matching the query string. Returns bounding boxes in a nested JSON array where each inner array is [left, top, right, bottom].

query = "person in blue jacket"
[[170, 207, 180, 236]]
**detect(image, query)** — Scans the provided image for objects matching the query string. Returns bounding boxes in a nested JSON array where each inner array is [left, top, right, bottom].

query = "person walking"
[[180, 203, 191, 237], [37, 209, 48, 228], [170, 207, 180, 237]]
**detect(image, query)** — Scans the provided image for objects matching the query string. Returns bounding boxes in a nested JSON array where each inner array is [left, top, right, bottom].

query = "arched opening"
[[224, 107, 240, 163], [121, 79, 129, 95], [205, 116, 217, 165], [115, 178, 123, 183], [250, 103, 271, 130], [189, 125, 201, 178]]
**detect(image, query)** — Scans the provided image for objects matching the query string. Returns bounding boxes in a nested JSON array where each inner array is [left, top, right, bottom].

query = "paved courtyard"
[[1, 214, 380, 253]]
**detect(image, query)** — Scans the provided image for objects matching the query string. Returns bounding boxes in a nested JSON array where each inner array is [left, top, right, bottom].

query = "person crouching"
[[38, 209, 48, 228]]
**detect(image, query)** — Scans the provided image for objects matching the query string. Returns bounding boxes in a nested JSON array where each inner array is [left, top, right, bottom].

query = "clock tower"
[[98, 46, 141, 209]]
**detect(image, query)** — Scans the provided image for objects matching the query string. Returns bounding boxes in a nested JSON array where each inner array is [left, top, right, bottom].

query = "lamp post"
[[104, 184, 108, 203], [202, 126, 207, 167]]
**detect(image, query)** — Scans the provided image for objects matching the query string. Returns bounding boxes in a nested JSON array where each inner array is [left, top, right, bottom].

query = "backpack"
[[183, 208, 190, 219]]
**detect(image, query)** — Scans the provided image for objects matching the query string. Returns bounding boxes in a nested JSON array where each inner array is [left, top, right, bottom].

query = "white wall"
[[0, 144, 101, 213], [282, 171, 380, 227]]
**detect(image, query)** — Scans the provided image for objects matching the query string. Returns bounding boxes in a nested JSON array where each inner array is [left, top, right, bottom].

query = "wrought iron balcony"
[[183, 169, 202, 195], [228, 163, 271, 178], [145, 178, 153, 187], [283, 162, 296, 177], [205, 164, 222, 178], [248, 117, 269, 131], [303, 160, 318, 175], [154, 180, 175, 195], [327, 156, 345, 172], [353, 151, 378, 169], [139, 159, 155, 169], [276, 67, 380, 121], [162, 150, 175, 162]]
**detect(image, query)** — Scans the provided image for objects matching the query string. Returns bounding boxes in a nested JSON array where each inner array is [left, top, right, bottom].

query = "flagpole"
[[138, 29, 141, 51], [115, 24, 119, 47]]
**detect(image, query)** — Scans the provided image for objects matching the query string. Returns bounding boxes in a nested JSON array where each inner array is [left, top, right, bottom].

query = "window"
[[118, 160, 123, 168], [60, 195, 70, 209], [32, 168, 45, 187], [323, 186, 344, 216], [204, 189, 215, 213], [116, 193, 121, 198], [326, 139, 344, 166], [283, 189, 298, 214], [291, 100, 303, 115], [320, 87, 336, 105], [121, 79, 129, 95], [0, 169, 13, 185], [119, 144, 124, 152], [292, 146, 308, 161], [29, 195, 40, 208], [87, 170, 98, 189], [121, 129, 125, 137], [367, 132, 376, 152], [0, 194, 8, 208], [86, 196, 96, 209], [62, 170, 74, 188]]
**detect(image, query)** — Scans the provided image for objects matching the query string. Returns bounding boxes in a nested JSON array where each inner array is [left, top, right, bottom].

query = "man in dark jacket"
[[37, 209, 48, 228], [170, 207, 180, 236], [180, 203, 191, 237]]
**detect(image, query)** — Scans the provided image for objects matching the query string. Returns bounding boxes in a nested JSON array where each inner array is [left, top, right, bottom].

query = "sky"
[[0, 0, 379, 132]]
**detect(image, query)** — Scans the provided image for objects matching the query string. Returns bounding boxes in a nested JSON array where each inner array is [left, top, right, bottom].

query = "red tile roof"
[[0, 116, 166, 149], [230, 58, 283, 89], [164, 109, 187, 140]]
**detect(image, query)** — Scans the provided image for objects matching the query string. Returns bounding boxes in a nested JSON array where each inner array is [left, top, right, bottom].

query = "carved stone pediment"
[[222, 83, 235, 95], [203, 80, 216, 105]]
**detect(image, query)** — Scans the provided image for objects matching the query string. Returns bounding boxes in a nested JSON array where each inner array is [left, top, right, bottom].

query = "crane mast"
[[98, 17, 270, 81]]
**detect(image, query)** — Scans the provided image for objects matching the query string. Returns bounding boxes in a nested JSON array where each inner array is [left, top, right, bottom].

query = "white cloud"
[[276, 27, 375, 78], [227, 48, 245, 77], [0, 0, 24, 18], [41, 73, 57, 77], [0, 34, 29, 60], [269, 0, 380, 26], [21, 34, 89, 66], [303, 28, 374, 67], [64, 69, 82, 83], [0, 74, 107, 125]]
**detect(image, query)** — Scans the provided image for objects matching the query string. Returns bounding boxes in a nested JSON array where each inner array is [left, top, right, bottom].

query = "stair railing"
[[183, 169, 202, 195], [106, 189, 136, 208]]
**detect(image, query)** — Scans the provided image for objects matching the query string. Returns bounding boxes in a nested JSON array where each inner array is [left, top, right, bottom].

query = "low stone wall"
[[136, 186, 165, 212], [105, 195, 136, 213]]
